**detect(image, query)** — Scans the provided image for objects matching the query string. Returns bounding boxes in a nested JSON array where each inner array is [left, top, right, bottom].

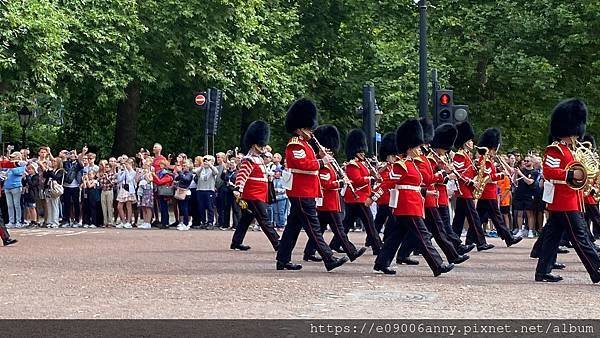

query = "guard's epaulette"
[[394, 158, 407, 171], [287, 137, 302, 146], [413, 156, 425, 163], [348, 159, 360, 167], [426, 153, 436, 162], [546, 141, 564, 156]]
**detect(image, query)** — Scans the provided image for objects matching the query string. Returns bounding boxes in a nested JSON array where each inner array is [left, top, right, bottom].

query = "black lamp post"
[[18, 106, 33, 148]]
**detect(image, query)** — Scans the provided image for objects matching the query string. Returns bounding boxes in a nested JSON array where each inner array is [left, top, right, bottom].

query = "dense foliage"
[[1, 0, 598, 158]]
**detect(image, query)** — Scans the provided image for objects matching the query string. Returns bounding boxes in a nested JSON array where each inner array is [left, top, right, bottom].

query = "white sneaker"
[[527, 230, 534, 238], [51, 223, 59, 228], [61, 223, 70, 228], [515, 229, 524, 238], [177, 224, 185, 231], [140, 223, 151, 229], [6, 224, 15, 229], [72, 223, 81, 228], [116, 223, 123, 229], [83, 224, 89, 228], [88, 224, 96, 228], [123, 223, 132, 229]]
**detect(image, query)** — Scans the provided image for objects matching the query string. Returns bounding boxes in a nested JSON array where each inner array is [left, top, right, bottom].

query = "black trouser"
[[304, 210, 359, 257], [82, 197, 99, 226], [0, 206, 11, 241], [221, 190, 235, 228], [473, 199, 515, 246], [231, 199, 280, 250], [535, 212, 600, 281], [334, 203, 382, 253], [397, 208, 459, 262], [585, 204, 600, 239], [438, 205, 462, 249], [190, 188, 200, 226], [276, 198, 335, 264], [375, 215, 444, 274], [63, 187, 80, 222], [372, 204, 391, 243], [216, 187, 228, 226], [451, 197, 486, 246]]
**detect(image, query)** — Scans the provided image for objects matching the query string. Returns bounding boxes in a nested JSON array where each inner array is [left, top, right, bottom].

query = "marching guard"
[[470, 128, 523, 247], [303, 125, 367, 262], [451, 122, 495, 251], [371, 133, 399, 242], [534, 98, 600, 283], [582, 134, 600, 242], [373, 119, 454, 276], [230, 120, 281, 251], [276, 98, 349, 272], [333, 129, 383, 255]]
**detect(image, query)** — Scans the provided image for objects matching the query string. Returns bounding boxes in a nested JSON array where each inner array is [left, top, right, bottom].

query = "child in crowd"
[[136, 159, 154, 229]]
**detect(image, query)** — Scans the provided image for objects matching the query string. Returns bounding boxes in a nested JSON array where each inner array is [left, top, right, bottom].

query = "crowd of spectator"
[[0, 144, 290, 231]]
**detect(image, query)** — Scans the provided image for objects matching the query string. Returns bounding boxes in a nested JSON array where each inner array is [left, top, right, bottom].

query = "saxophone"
[[473, 146, 492, 200]]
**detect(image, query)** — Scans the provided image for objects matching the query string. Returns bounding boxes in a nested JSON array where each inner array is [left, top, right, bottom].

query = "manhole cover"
[[349, 291, 437, 302]]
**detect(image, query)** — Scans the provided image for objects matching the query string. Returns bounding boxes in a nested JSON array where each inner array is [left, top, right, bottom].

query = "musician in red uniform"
[[470, 128, 523, 247], [398, 118, 470, 265], [332, 129, 382, 255], [430, 123, 475, 255], [535, 98, 600, 283], [276, 98, 349, 272], [303, 125, 367, 262], [582, 135, 600, 241], [373, 119, 454, 276], [230, 120, 280, 251], [450, 122, 494, 251], [372, 133, 398, 243]]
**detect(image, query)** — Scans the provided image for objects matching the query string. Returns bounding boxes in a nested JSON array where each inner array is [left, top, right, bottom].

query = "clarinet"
[[311, 133, 359, 199]]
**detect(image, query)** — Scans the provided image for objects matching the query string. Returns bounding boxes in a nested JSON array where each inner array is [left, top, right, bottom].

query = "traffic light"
[[206, 88, 223, 135], [452, 105, 469, 123], [434, 89, 453, 126]]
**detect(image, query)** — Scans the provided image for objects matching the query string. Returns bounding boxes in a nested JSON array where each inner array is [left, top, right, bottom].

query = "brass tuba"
[[567, 137, 600, 190]]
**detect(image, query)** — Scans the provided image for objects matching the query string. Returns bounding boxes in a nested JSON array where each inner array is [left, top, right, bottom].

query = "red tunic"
[[543, 142, 585, 212], [585, 194, 598, 206], [390, 159, 425, 218], [235, 155, 268, 202], [453, 149, 476, 199], [372, 162, 395, 206], [318, 165, 341, 212], [429, 155, 450, 206], [414, 154, 445, 208], [478, 157, 504, 200], [285, 136, 321, 198], [343, 160, 371, 204]]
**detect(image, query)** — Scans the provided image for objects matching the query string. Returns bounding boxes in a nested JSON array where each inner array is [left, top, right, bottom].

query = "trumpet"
[[311, 133, 359, 199]]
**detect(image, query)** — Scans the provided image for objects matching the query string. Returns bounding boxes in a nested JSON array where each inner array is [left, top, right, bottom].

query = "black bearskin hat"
[[431, 123, 458, 151], [396, 119, 424, 155], [313, 124, 341, 153], [582, 134, 596, 149], [285, 98, 318, 134], [345, 129, 367, 159], [242, 120, 270, 152], [478, 128, 501, 151], [454, 121, 475, 148], [550, 98, 587, 139], [378, 132, 397, 161], [419, 117, 434, 144]]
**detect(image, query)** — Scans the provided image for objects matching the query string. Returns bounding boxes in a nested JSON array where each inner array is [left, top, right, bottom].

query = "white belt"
[[395, 185, 421, 192], [248, 177, 268, 182], [290, 169, 319, 175], [550, 180, 567, 185]]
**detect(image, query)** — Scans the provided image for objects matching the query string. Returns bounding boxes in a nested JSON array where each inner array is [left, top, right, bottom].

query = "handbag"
[[48, 171, 65, 198], [174, 187, 189, 200], [157, 185, 175, 196]]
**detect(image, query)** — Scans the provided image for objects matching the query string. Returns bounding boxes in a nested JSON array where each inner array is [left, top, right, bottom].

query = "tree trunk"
[[111, 81, 140, 156]]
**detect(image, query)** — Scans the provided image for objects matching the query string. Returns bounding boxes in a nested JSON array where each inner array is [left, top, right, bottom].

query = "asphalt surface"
[[2, 227, 598, 319]]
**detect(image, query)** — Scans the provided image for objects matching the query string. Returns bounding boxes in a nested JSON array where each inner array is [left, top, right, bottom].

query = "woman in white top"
[[116, 158, 137, 228]]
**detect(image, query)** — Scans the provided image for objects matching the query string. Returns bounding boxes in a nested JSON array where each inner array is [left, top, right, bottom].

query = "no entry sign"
[[195, 93, 206, 106]]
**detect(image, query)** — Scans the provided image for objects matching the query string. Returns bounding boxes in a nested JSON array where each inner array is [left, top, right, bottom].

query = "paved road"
[[2, 228, 598, 319]]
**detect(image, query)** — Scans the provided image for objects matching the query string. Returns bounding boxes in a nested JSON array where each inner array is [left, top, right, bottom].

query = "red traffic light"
[[440, 94, 450, 106]]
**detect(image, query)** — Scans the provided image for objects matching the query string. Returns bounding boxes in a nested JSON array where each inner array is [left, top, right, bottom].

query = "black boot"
[[552, 263, 566, 270], [325, 256, 349, 272], [3, 238, 18, 246], [373, 265, 396, 275], [349, 247, 367, 262], [230, 243, 251, 251], [535, 273, 563, 282], [458, 244, 475, 255], [303, 254, 323, 262], [477, 243, 495, 251], [396, 257, 419, 265], [276, 261, 302, 270], [433, 263, 455, 277], [450, 255, 469, 265], [507, 236, 523, 247]]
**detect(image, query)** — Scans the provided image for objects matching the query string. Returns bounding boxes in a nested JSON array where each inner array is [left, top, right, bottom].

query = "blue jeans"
[[158, 195, 170, 226], [5, 188, 22, 225], [274, 199, 288, 227], [197, 190, 215, 225], [266, 203, 274, 225], [178, 196, 190, 225]]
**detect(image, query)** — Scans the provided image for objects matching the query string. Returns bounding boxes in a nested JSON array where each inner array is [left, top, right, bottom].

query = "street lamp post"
[[18, 106, 33, 148], [418, 0, 428, 118]]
